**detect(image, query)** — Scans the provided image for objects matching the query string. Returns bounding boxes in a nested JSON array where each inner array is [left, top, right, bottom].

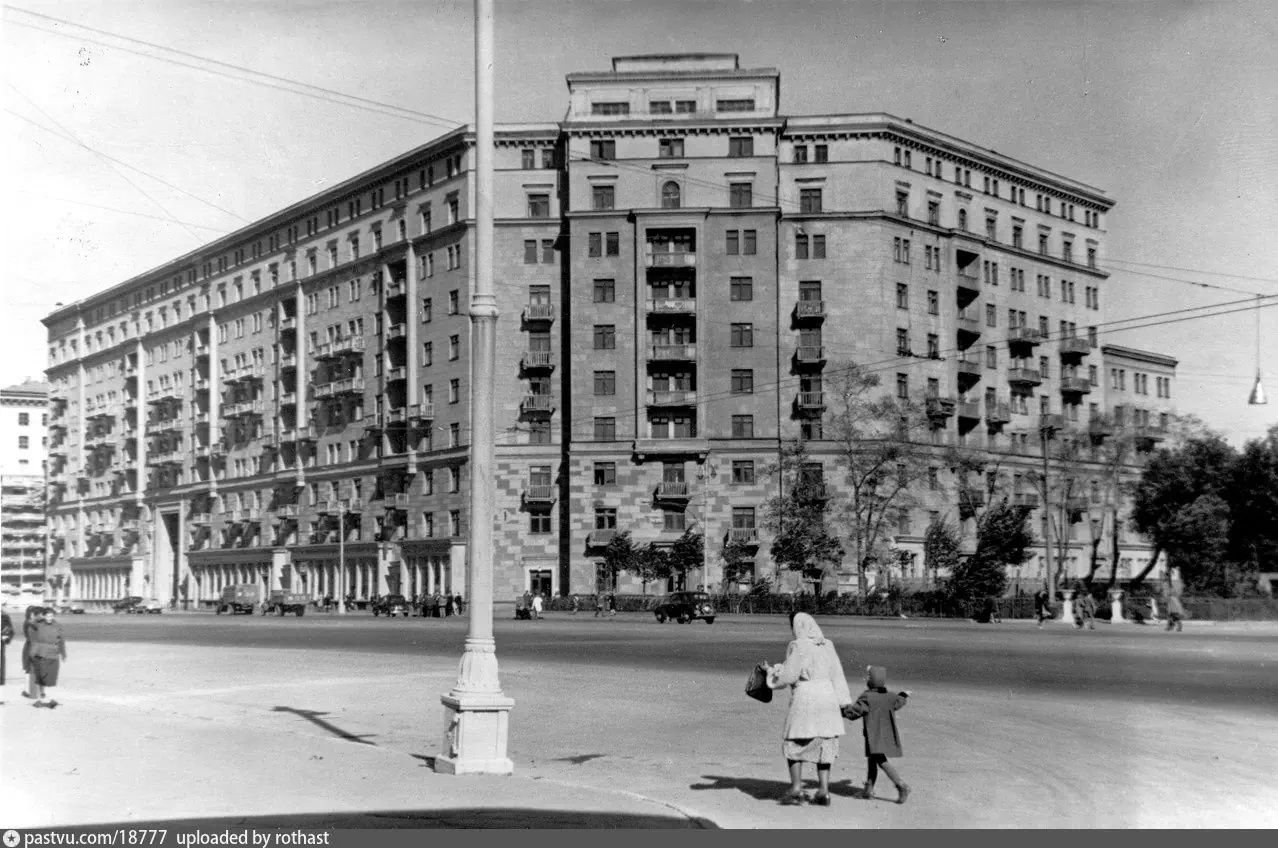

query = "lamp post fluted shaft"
[[434, 0, 513, 775]]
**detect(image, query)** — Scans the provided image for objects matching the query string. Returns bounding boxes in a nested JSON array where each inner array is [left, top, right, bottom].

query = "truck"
[[217, 583, 261, 615], [265, 589, 308, 617]]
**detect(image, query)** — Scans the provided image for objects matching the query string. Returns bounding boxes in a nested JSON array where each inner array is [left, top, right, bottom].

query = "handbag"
[[746, 662, 773, 703]]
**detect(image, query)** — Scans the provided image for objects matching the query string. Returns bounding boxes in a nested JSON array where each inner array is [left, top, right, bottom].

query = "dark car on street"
[[112, 596, 144, 614], [653, 590, 716, 624], [372, 594, 410, 618]]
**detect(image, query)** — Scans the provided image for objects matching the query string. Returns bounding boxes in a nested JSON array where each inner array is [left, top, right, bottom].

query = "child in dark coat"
[[842, 665, 911, 804]]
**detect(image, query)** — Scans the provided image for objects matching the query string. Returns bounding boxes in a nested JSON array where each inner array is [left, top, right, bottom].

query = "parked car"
[[112, 596, 144, 614], [372, 594, 410, 618], [49, 601, 86, 615], [653, 591, 716, 624], [128, 599, 164, 614]]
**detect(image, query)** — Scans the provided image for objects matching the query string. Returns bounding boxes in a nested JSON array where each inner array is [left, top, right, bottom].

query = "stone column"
[[1108, 589, 1125, 623]]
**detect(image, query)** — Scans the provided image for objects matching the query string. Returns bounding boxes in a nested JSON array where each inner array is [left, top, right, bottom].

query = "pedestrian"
[[1076, 588, 1096, 630], [432, 592, 443, 619], [842, 665, 911, 804], [607, 593, 617, 617], [1033, 587, 1051, 628], [1, 607, 13, 688], [21, 605, 43, 699], [1165, 593, 1185, 632], [531, 591, 544, 620], [570, 594, 580, 615], [445, 594, 455, 617], [454, 594, 465, 616], [594, 592, 605, 618], [764, 612, 852, 807], [27, 606, 67, 709]]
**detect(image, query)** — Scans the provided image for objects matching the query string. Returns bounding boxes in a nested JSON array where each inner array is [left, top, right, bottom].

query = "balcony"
[[387, 407, 408, 425], [649, 344, 696, 362], [225, 364, 265, 384], [279, 351, 297, 369], [986, 401, 1012, 425], [1060, 376, 1092, 396], [644, 248, 696, 268], [87, 405, 120, 422], [794, 391, 826, 413], [364, 413, 385, 431], [386, 322, 408, 341], [521, 350, 555, 371], [193, 344, 210, 360], [386, 366, 408, 382], [231, 508, 261, 524], [956, 359, 983, 384], [524, 485, 557, 505], [273, 504, 299, 519], [390, 493, 411, 511], [794, 345, 826, 366], [1134, 424, 1167, 449], [793, 300, 826, 321], [957, 399, 982, 422], [926, 397, 956, 421], [410, 402, 435, 423], [520, 395, 555, 416], [1088, 417, 1113, 443], [957, 315, 982, 342], [726, 527, 759, 546], [1008, 326, 1044, 350], [632, 438, 709, 462], [1059, 337, 1091, 360], [956, 272, 981, 302], [191, 411, 209, 427], [647, 389, 696, 407], [278, 315, 296, 331], [1008, 368, 1042, 388], [223, 400, 265, 418], [317, 336, 367, 360], [1066, 496, 1090, 519], [647, 298, 696, 315], [654, 481, 691, 501], [1039, 414, 1065, 433], [333, 377, 365, 396], [522, 303, 555, 323], [385, 277, 407, 298], [586, 528, 618, 548], [312, 382, 336, 399], [279, 389, 296, 407]]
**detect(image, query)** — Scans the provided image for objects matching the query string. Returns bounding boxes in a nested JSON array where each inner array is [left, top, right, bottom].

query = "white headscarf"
[[791, 612, 826, 645]]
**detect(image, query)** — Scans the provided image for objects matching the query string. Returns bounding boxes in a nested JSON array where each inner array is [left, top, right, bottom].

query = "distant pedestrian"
[[454, 594, 465, 616], [765, 612, 853, 806], [432, 592, 443, 619], [842, 665, 910, 804], [1, 608, 13, 687], [27, 607, 66, 709], [1033, 588, 1051, 628], [445, 594, 455, 617], [607, 593, 617, 617], [1075, 588, 1096, 630], [531, 592, 544, 620], [594, 592, 605, 618], [570, 594, 580, 615], [1164, 572, 1184, 632], [21, 605, 43, 699]]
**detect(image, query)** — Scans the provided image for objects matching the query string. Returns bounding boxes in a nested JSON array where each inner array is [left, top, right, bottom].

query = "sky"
[[2, 0, 1276, 445]]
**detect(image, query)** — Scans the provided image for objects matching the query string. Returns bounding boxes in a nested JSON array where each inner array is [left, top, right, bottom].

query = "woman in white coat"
[[766, 612, 853, 806]]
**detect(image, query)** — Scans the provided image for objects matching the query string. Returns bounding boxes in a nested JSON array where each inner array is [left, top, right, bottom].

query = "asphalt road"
[[57, 610, 1278, 714]]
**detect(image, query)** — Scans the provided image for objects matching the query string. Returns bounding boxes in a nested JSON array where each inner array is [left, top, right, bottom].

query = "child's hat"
[[867, 665, 888, 688]]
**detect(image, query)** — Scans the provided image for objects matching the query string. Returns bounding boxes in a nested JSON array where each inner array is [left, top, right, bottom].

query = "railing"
[[796, 391, 826, 409], [1008, 368, 1042, 386], [648, 389, 696, 406], [794, 345, 825, 364], [524, 485, 556, 503], [986, 401, 1011, 423], [1060, 377, 1091, 395], [794, 300, 826, 320], [649, 344, 696, 361], [957, 315, 981, 337], [587, 529, 618, 547], [957, 400, 982, 420], [956, 272, 981, 294], [644, 249, 696, 267], [1012, 493, 1040, 509], [727, 527, 759, 544], [647, 298, 696, 314], [1059, 337, 1091, 357], [385, 277, 406, 297], [274, 504, 299, 519], [386, 323, 407, 340], [333, 377, 365, 395], [522, 350, 554, 369], [410, 402, 435, 421], [278, 315, 296, 330], [1008, 326, 1044, 346], [520, 395, 554, 414], [1039, 414, 1065, 432], [655, 481, 690, 499], [957, 359, 982, 379], [387, 366, 407, 382], [523, 303, 555, 322], [392, 493, 411, 510], [926, 397, 956, 417]]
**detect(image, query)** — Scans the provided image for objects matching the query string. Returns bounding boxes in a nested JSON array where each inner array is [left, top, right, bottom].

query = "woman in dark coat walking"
[[27, 607, 67, 708]]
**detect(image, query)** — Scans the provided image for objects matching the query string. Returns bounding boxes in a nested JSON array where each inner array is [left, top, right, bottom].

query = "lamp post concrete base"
[[1059, 588, 1076, 625], [435, 691, 514, 775], [1108, 589, 1125, 623]]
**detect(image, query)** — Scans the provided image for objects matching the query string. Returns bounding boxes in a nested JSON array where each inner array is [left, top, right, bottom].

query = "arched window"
[[957, 209, 968, 231], [661, 181, 681, 209]]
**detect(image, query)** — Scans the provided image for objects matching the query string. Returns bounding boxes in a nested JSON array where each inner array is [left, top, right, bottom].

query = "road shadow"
[[271, 706, 377, 745], [690, 774, 870, 802], [554, 753, 606, 765], [61, 808, 716, 829]]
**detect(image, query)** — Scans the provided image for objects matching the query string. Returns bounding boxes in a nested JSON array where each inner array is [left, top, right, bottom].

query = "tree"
[[761, 440, 844, 594], [948, 499, 1034, 600], [1130, 433, 1238, 593], [1226, 425, 1278, 584], [719, 536, 757, 591], [922, 516, 961, 586], [666, 529, 704, 592], [601, 531, 670, 595], [825, 361, 929, 599]]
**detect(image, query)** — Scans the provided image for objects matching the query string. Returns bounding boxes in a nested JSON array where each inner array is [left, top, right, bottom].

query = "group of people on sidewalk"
[[514, 591, 618, 620], [761, 612, 910, 808], [1, 604, 67, 709]]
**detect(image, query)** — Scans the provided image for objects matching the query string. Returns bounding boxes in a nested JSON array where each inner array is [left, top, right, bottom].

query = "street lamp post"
[[337, 499, 346, 615], [434, 0, 513, 775]]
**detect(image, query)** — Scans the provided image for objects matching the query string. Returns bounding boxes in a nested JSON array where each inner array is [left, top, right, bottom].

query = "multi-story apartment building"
[[42, 53, 1174, 606], [1, 379, 49, 601]]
